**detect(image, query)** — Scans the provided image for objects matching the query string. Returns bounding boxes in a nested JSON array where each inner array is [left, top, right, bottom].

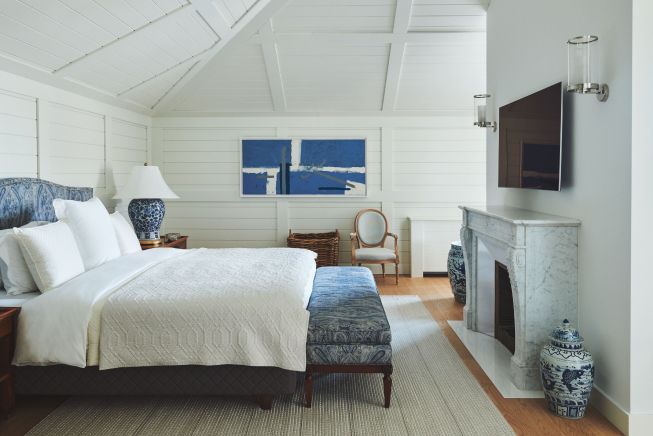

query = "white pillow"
[[109, 212, 142, 255], [13, 221, 85, 292], [53, 197, 121, 270], [0, 221, 50, 296]]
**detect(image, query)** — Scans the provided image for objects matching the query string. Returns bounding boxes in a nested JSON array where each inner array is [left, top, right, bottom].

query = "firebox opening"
[[495, 261, 515, 354]]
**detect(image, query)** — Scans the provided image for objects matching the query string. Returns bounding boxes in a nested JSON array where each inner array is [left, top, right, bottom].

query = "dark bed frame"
[[0, 178, 298, 409]]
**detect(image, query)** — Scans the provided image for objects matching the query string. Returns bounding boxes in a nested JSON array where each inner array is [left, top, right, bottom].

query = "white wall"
[[0, 69, 151, 210], [629, 0, 653, 432], [152, 116, 486, 273], [487, 0, 635, 432]]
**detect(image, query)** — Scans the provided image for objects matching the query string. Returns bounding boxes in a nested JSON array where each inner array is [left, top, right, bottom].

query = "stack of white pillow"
[[0, 198, 142, 295]]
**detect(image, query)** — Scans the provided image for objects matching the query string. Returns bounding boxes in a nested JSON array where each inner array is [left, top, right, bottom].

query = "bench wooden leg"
[[383, 369, 393, 408], [255, 395, 273, 410], [381, 264, 385, 278], [395, 264, 399, 285], [304, 370, 313, 408]]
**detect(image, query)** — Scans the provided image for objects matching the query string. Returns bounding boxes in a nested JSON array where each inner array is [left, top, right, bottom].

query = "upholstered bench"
[[305, 266, 393, 408]]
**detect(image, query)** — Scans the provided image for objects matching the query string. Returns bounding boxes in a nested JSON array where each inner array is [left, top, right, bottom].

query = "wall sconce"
[[567, 35, 609, 102], [473, 94, 496, 132]]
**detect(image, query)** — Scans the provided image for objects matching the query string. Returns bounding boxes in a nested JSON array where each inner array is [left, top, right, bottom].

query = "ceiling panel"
[[122, 60, 197, 108], [0, 0, 188, 72], [272, 0, 396, 33], [278, 41, 390, 111], [395, 42, 486, 111], [409, 0, 487, 32], [172, 44, 274, 112], [62, 7, 218, 95]]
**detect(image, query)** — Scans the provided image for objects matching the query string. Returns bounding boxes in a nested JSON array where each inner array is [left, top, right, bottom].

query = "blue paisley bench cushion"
[[306, 267, 392, 365]]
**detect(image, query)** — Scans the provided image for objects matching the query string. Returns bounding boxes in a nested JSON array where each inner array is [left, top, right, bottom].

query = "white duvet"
[[13, 247, 316, 372]]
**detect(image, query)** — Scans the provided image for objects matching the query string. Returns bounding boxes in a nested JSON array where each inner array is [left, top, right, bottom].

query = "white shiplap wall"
[[153, 116, 485, 273], [0, 90, 37, 178], [0, 69, 151, 206]]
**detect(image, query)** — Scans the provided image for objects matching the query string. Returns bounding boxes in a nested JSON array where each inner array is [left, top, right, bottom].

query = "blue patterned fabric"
[[0, 178, 92, 230], [306, 267, 392, 365], [307, 344, 392, 365]]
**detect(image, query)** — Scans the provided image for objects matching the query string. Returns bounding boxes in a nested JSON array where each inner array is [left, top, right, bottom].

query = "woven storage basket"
[[287, 230, 339, 267]]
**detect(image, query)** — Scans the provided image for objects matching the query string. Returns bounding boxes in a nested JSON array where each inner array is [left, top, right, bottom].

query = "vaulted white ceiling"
[[0, 0, 487, 115]]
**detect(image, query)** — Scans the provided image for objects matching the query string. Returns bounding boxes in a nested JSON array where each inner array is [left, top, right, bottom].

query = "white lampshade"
[[113, 164, 178, 199]]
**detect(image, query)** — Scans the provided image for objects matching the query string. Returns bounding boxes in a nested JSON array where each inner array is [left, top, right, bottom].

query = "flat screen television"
[[498, 82, 563, 191]]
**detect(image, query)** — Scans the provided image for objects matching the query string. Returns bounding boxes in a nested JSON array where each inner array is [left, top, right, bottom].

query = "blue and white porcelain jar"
[[540, 319, 594, 419], [447, 241, 466, 304]]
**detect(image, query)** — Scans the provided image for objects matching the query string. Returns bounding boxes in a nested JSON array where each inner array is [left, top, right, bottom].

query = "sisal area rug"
[[27, 296, 514, 436]]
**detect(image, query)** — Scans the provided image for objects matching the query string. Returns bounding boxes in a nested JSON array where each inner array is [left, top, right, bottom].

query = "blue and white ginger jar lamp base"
[[128, 198, 166, 241], [540, 319, 594, 419]]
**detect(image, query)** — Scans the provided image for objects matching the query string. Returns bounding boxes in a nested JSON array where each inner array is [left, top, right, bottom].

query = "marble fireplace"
[[459, 206, 580, 391]]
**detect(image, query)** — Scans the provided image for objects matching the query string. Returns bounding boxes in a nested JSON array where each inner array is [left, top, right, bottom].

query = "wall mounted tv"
[[498, 82, 563, 191]]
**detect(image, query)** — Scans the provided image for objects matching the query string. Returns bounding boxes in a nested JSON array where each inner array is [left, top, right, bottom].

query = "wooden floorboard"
[[0, 276, 621, 436], [377, 276, 622, 436]]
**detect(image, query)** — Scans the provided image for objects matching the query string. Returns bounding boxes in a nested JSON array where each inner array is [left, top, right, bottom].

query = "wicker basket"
[[287, 230, 340, 267]]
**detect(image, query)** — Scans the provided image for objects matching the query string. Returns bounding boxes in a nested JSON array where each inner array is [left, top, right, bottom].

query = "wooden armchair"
[[350, 209, 399, 284]]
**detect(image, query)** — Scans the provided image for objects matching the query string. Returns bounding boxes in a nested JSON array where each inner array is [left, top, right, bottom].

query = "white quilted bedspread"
[[99, 248, 316, 371]]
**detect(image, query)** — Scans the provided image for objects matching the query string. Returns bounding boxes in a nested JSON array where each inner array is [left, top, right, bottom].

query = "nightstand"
[[0, 307, 19, 419], [140, 236, 188, 250]]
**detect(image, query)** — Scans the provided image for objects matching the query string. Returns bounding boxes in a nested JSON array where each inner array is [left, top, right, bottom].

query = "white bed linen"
[[85, 249, 316, 367], [0, 290, 39, 307], [13, 248, 185, 367], [14, 247, 317, 371], [99, 248, 316, 371]]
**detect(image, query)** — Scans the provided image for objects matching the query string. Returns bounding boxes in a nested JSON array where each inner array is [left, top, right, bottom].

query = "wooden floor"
[[377, 276, 621, 436], [0, 276, 621, 436]]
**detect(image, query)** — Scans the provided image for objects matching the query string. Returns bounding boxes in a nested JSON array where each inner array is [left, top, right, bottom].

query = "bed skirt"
[[14, 365, 298, 397]]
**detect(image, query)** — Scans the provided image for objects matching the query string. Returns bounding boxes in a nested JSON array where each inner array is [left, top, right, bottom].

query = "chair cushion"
[[355, 247, 396, 261], [307, 267, 391, 346]]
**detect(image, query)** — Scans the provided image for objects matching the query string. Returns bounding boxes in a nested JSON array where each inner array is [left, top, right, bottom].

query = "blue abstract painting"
[[241, 138, 366, 196]]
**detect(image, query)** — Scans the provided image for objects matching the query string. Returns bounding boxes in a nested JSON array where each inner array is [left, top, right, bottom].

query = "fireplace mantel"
[[459, 206, 580, 390]]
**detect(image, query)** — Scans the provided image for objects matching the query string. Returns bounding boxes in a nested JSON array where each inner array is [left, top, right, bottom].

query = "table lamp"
[[114, 163, 178, 247]]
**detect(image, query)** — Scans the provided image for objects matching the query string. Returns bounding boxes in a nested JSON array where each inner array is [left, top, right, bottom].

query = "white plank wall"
[[0, 90, 37, 178], [47, 102, 106, 189], [0, 70, 151, 208], [154, 116, 486, 273]]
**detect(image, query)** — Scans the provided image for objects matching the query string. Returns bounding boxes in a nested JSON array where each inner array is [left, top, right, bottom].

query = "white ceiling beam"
[[0, 57, 152, 115], [249, 32, 485, 45], [53, 3, 192, 76], [259, 20, 286, 112], [190, 0, 233, 39], [382, 0, 413, 111], [154, 0, 293, 113]]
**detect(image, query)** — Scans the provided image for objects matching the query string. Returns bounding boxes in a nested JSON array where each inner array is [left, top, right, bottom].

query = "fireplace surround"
[[459, 206, 580, 390]]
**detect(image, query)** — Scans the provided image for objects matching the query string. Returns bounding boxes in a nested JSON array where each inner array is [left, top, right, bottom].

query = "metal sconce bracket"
[[474, 121, 497, 132], [566, 83, 609, 102]]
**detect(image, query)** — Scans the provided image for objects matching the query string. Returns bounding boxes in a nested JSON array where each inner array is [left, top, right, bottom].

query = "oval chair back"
[[354, 209, 389, 248]]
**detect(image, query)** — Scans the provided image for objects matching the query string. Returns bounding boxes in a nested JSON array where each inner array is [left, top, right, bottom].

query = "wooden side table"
[[140, 236, 188, 250], [0, 308, 19, 419]]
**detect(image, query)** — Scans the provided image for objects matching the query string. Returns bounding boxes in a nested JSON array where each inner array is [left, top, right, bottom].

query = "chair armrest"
[[386, 232, 399, 255], [350, 233, 359, 262]]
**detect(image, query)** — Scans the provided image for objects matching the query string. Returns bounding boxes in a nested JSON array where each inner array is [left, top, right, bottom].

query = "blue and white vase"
[[128, 198, 166, 241], [447, 241, 466, 304], [540, 319, 594, 419]]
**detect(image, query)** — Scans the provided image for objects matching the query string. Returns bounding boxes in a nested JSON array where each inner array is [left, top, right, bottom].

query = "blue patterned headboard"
[[0, 178, 93, 229]]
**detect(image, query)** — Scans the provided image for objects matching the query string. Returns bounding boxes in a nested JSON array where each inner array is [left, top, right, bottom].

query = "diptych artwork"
[[241, 138, 366, 196]]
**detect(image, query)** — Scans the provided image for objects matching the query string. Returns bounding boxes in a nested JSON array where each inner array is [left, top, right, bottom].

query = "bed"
[[0, 177, 315, 408]]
